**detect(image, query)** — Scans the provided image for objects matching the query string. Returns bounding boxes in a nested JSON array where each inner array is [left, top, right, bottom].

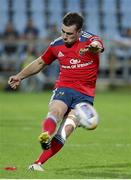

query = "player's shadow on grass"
[[54, 163, 131, 178]]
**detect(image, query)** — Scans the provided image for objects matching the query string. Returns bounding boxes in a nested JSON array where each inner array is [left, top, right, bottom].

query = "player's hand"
[[80, 41, 103, 55], [88, 41, 103, 53], [8, 75, 21, 89]]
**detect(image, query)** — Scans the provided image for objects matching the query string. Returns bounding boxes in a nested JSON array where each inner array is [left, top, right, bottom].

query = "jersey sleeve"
[[41, 45, 56, 65]]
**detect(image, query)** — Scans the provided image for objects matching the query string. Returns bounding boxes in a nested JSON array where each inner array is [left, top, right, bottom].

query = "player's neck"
[[65, 39, 79, 48]]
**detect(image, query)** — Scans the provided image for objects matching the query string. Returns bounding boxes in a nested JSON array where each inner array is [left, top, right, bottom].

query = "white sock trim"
[[47, 114, 57, 124]]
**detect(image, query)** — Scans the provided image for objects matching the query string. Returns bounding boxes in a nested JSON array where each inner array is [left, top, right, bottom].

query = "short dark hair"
[[62, 12, 84, 30]]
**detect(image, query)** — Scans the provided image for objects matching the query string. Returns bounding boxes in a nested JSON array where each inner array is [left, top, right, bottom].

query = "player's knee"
[[48, 108, 65, 122], [48, 100, 68, 122]]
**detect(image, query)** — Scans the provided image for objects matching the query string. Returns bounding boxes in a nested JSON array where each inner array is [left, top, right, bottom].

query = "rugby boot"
[[28, 163, 44, 172], [38, 132, 51, 150]]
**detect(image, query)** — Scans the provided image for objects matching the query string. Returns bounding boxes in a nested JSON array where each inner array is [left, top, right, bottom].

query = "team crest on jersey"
[[79, 48, 86, 56]]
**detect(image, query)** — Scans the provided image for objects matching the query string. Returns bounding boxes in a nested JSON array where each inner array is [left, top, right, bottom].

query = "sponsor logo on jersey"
[[62, 60, 93, 69], [70, 59, 81, 64]]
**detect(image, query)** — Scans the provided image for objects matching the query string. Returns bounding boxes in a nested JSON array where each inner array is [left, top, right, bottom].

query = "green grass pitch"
[[0, 89, 131, 179]]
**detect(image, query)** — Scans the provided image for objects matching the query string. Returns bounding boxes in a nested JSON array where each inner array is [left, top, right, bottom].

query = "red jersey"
[[41, 31, 104, 97]]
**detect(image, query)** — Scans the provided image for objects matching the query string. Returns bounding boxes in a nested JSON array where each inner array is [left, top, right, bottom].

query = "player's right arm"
[[8, 57, 46, 89]]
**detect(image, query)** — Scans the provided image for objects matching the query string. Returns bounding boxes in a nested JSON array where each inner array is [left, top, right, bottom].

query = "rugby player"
[[8, 12, 104, 171]]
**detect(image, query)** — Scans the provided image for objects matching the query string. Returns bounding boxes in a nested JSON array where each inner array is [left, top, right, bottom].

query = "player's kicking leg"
[[29, 110, 78, 171]]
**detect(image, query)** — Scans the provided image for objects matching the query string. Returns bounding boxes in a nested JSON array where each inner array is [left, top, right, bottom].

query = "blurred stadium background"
[[0, 0, 131, 92]]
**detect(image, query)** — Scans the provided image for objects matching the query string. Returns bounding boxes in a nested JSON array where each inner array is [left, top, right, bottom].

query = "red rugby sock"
[[35, 138, 63, 164], [42, 117, 57, 135]]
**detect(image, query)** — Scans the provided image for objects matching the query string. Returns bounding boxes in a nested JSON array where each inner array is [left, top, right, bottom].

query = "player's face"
[[61, 24, 81, 45]]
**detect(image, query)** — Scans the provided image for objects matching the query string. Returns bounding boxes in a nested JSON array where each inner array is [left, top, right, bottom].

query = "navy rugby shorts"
[[50, 87, 94, 109]]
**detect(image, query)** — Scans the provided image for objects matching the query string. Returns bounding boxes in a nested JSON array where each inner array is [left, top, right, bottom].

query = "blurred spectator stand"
[[108, 27, 131, 85], [0, 21, 20, 73], [23, 18, 39, 40], [20, 44, 46, 92]]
